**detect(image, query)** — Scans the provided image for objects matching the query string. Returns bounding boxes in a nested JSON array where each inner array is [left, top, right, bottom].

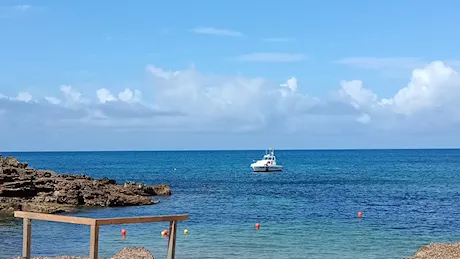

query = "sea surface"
[[1, 149, 460, 259]]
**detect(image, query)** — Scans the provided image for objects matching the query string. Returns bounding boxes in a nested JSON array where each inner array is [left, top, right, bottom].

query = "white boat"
[[250, 148, 283, 172]]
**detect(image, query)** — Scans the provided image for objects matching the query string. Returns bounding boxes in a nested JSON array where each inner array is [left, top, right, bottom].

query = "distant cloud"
[[3, 60, 460, 139], [190, 27, 243, 37], [262, 37, 295, 42], [234, 53, 307, 62]]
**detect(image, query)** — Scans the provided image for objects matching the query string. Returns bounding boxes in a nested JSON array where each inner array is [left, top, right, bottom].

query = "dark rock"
[[0, 156, 171, 216]]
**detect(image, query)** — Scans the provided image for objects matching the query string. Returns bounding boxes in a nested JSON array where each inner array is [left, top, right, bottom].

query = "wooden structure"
[[14, 211, 188, 259]]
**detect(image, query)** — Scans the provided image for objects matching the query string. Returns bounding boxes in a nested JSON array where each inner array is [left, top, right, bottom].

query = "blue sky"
[[1, 0, 460, 151]]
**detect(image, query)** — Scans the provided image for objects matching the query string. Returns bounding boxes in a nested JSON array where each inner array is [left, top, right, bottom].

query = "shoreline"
[[11, 242, 460, 259]]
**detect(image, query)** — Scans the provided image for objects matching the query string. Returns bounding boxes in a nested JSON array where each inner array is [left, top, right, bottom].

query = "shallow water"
[[1, 149, 460, 258]]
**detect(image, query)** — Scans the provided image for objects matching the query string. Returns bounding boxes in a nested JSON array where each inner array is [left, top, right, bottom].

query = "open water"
[[1, 149, 460, 258]]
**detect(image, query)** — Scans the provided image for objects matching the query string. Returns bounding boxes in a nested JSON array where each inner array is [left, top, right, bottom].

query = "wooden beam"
[[167, 221, 177, 259], [14, 211, 96, 226], [89, 225, 99, 259], [95, 214, 188, 226], [22, 218, 32, 259]]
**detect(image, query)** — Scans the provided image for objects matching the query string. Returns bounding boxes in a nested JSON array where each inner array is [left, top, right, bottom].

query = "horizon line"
[[2, 147, 460, 153]]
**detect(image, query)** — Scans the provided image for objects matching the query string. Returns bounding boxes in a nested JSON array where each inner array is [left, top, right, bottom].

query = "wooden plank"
[[167, 221, 177, 259], [14, 211, 96, 226], [95, 214, 188, 226], [89, 225, 99, 259], [22, 218, 32, 259]]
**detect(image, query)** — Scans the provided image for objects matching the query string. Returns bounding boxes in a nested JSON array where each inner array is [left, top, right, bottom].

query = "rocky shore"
[[0, 155, 171, 216]]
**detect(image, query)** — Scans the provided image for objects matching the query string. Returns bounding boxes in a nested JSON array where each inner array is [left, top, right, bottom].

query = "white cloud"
[[234, 53, 307, 63], [45, 96, 61, 105], [118, 88, 142, 103], [60, 85, 83, 104], [2, 60, 460, 136], [337, 80, 378, 110], [16, 92, 33, 102], [335, 61, 460, 130], [280, 77, 298, 95], [190, 27, 243, 37], [96, 88, 117, 103], [382, 61, 460, 116]]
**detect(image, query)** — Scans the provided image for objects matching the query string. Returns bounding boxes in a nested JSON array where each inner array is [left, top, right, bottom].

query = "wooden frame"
[[14, 211, 188, 259]]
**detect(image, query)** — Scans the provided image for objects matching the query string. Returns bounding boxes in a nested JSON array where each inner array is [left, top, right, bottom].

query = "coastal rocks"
[[0, 155, 171, 216], [410, 243, 460, 259]]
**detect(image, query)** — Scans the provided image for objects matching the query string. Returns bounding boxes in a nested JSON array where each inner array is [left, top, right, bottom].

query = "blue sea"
[[1, 149, 460, 259]]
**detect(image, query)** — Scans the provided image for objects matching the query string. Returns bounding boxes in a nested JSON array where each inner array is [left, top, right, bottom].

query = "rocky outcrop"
[[0, 155, 171, 216]]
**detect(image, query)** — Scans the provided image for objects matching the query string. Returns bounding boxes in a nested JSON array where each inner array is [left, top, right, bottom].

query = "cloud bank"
[[1, 61, 460, 137]]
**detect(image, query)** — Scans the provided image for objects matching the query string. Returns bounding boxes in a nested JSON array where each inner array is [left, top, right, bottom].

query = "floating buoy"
[[255, 223, 260, 229], [121, 228, 126, 236], [184, 229, 188, 235], [357, 211, 363, 218], [161, 229, 169, 237]]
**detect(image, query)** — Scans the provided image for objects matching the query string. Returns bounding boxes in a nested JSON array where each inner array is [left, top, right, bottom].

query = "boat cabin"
[[263, 155, 276, 161]]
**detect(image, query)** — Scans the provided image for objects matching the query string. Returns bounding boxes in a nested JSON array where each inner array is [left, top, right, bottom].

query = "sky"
[[1, 0, 460, 151]]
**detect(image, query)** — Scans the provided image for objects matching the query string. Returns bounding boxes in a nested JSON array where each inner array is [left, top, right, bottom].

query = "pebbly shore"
[[15, 247, 155, 259], [409, 242, 460, 259]]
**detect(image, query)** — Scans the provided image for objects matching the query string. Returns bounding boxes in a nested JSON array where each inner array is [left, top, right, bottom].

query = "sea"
[[1, 149, 460, 259]]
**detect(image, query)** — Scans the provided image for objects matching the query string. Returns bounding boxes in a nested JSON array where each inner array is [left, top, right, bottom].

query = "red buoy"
[[357, 211, 363, 218], [121, 228, 127, 239], [255, 223, 260, 229]]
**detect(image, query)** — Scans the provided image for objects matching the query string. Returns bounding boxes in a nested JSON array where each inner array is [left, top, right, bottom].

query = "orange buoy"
[[255, 223, 260, 229], [357, 211, 363, 218]]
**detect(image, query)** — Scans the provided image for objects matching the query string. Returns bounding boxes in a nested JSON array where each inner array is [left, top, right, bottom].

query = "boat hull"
[[251, 165, 283, 172]]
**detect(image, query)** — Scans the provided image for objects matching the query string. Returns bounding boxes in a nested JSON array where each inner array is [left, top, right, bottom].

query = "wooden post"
[[167, 221, 177, 259], [89, 225, 99, 259], [22, 218, 32, 259]]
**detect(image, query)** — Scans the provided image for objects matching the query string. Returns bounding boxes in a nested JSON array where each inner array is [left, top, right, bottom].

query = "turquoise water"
[[1, 149, 460, 258]]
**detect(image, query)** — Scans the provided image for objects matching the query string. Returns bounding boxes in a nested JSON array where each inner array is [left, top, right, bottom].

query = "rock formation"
[[0, 155, 171, 216]]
